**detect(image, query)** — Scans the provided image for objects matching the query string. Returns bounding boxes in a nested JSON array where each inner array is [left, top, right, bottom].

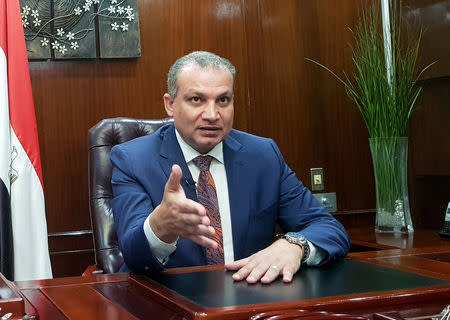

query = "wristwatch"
[[279, 232, 310, 263]]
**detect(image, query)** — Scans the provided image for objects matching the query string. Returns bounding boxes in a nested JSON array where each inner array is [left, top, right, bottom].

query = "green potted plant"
[[306, 1, 435, 233]]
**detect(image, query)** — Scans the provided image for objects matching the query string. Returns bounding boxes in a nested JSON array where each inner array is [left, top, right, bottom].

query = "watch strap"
[[277, 232, 310, 263]]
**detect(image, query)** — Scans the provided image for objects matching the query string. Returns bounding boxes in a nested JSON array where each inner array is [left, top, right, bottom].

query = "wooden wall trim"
[[48, 230, 93, 238]]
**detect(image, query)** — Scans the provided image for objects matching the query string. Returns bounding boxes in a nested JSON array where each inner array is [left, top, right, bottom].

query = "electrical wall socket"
[[310, 168, 324, 191], [313, 192, 337, 213]]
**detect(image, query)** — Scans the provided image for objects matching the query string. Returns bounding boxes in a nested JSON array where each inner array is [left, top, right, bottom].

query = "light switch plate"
[[310, 168, 324, 191], [313, 192, 337, 213]]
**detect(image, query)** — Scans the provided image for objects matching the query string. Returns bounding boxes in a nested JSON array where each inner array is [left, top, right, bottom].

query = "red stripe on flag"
[[0, 0, 44, 187], [0, 1, 8, 51]]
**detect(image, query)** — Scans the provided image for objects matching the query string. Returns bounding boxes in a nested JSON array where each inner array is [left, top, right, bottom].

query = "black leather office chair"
[[87, 117, 173, 274]]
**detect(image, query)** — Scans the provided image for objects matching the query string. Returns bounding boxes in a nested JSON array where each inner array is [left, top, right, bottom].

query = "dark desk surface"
[[143, 259, 448, 308]]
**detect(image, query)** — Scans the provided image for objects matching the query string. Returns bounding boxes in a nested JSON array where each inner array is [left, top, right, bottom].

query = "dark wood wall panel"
[[312, 1, 376, 211], [30, 0, 250, 233], [245, 0, 375, 211], [409, 76, 450, 228], [413, 176, 450, 229], [403, 0, 450, 79], [28, 0, 450, 276], [410, 78, 450, 176], [48, 232, 95, 278]]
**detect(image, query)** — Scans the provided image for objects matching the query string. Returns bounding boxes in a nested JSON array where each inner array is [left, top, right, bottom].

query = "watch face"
[[286, 232, 306, 243]]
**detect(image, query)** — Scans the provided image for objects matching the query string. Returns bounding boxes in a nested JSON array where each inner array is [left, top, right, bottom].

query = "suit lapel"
[[159, 125, 197, 201], [223, 134, 250, 260]]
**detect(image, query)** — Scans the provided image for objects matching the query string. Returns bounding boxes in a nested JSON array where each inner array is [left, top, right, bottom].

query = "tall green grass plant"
[[306, 2, 435, 233], [306, 2, 434, 138]]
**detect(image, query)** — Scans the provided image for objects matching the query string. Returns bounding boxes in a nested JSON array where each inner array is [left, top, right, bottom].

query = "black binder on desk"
[[151, 259, 449, 308]]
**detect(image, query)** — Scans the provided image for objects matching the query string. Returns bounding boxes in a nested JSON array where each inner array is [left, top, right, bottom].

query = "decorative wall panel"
[[20, 0, 141, 59]]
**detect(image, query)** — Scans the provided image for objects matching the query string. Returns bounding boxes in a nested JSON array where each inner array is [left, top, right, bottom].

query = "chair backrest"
[[88, 117, 173, 273]]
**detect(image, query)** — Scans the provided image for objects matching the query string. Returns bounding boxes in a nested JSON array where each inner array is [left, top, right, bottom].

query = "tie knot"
[[193, 155, 213, 171]]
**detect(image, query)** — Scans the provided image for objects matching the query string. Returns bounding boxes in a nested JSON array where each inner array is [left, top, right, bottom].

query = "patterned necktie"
[[192, 155, 224, 265]]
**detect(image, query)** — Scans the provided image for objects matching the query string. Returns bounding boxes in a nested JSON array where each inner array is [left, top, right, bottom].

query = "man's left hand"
[[225, 239, 303, 284]]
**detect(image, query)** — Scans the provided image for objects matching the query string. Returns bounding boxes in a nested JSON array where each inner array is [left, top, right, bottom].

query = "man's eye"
[[219, 97, 229, 103], [191, 97, 200, 103]]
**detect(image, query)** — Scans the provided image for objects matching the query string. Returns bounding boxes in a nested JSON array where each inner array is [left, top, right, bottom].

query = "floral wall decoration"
[[20, 0, 141, 59]]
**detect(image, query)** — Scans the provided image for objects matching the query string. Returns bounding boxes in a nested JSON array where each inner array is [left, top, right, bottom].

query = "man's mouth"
[[199, 126, 220, 130], [198, 126, 221, 135]]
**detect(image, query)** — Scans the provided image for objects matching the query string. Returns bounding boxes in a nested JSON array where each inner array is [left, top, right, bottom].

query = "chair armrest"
[[82, 265, 105, 276]]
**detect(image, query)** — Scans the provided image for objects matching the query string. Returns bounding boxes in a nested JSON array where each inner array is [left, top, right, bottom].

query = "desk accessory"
[[439, 202, 450, 238]]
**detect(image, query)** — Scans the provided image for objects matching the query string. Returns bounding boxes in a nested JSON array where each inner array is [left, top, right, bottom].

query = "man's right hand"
[[149, 164, 217, 248]]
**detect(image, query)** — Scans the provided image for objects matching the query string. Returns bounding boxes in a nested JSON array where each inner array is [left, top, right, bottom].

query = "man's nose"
[[202, 102, 220, 120]]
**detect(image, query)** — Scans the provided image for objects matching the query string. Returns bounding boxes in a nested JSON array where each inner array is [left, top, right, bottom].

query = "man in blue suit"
[[111, 51, 350, 284]]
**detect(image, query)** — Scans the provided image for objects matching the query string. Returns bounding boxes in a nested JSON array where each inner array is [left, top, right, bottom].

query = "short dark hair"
[[167, 51, 236, 98]]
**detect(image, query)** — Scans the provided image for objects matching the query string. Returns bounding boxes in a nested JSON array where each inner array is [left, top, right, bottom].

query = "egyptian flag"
[[0, 0, 52, 281]]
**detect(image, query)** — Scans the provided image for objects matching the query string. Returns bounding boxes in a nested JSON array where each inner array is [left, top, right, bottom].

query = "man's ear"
[[163, 93, 175, 117]]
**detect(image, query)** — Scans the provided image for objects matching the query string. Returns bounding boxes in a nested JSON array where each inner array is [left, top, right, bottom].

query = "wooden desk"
[[1, 230, 449, 319], [348, 227, 450, 250], [1, 245, 449, 320]]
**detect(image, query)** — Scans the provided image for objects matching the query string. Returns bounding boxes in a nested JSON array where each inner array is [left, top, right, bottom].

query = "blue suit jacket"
[[110, 124, 350, 274]]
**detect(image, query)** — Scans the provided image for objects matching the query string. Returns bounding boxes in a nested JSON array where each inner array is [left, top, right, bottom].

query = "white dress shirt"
[[143, 130, 324, 266]]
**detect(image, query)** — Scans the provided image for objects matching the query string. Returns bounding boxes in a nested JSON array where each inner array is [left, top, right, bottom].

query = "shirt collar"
[[175, 129, 224, 164]]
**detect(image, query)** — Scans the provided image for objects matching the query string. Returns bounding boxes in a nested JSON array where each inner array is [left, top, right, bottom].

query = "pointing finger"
[[165, 164, 182, 192]]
